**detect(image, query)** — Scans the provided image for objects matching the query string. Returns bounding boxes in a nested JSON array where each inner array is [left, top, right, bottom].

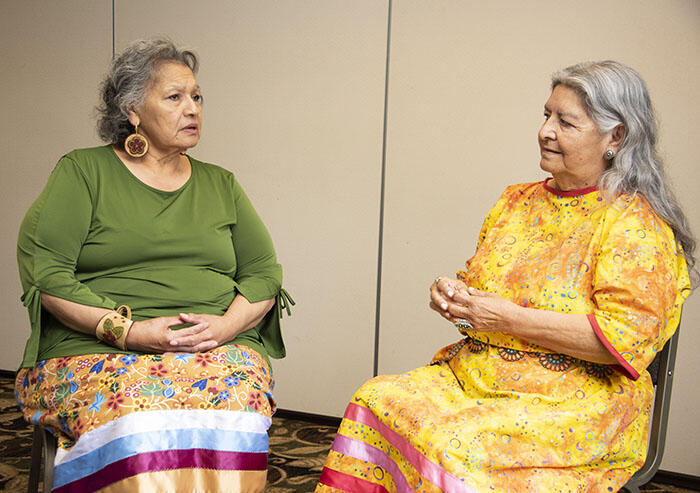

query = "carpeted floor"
[[0, 374, 696, 492]]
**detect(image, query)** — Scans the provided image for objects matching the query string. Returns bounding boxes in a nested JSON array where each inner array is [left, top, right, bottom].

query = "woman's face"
[[538, 85, 615, 190], [129, 61, 202, 156]]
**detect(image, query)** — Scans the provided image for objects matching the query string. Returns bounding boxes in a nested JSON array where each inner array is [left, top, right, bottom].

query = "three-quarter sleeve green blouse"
[[17, 145, 291, 368]]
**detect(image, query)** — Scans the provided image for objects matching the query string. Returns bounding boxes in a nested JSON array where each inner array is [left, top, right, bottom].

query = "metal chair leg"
[[622, 483, 640, 493], [27, 426, 43, 493], [27, 425, 57, 493], [41, 427, 56, 493]]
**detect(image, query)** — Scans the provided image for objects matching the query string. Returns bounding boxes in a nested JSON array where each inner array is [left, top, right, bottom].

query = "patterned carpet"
[[0, 374, 696, 492]]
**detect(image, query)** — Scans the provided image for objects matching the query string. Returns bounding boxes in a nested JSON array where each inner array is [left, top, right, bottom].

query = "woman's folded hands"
[[125, 313, 226, 353], [429, 276, 519, 334]]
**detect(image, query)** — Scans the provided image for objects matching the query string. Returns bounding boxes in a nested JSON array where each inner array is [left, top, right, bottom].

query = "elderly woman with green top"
[[15, 37, 293, 493]]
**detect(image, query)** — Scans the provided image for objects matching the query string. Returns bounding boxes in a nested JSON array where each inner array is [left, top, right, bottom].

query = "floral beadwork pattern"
[[466, 338, 486, 354], [456, 336, 600, 375], [125, 134, 147, 156], [15, 344, 274, 451], [537, 352, 574, 372], [497, 347, 526, 362], [585, 362, 615, 379], [430, 338, 468, 364]]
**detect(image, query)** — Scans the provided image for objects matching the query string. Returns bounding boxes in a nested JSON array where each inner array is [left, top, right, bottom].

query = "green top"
[[17, 145, 292, 368]]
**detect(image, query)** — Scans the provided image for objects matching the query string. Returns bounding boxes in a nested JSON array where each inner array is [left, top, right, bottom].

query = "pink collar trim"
[[543, 178, 598, 197]]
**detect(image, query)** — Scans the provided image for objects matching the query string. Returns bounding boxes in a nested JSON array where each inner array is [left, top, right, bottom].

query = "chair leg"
[[41, 427, 56, 493], [27, 426, 43, 493]]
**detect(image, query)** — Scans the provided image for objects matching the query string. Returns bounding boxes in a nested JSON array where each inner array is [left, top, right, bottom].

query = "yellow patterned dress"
[[317, 180, 690, 493]]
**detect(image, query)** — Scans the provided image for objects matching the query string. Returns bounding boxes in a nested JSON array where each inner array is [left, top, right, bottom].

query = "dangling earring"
[[124, 125, 149, 158], [604, 149, 615, 160]]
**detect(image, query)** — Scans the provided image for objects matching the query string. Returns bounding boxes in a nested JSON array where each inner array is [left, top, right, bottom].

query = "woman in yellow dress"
[[317, 61, 695, 492]]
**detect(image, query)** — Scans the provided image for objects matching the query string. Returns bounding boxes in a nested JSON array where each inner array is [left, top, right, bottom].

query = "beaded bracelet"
[[95, 305, 133, 350]]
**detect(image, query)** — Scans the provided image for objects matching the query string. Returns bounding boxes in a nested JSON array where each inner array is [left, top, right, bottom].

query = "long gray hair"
[[97, 37, 198, 146], [552, 61, 697, 286]]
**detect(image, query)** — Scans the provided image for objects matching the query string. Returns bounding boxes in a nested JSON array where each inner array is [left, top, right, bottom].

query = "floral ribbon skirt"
[[16, 345, 274, 493]]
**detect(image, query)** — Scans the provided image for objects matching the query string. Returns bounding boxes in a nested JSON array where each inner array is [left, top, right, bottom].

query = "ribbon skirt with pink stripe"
[[320, 403, 472, 493], [16, 345, 274, 491]]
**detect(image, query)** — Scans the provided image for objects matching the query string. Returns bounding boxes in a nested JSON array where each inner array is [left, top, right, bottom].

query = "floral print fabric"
[[15, 344, 275, 491]]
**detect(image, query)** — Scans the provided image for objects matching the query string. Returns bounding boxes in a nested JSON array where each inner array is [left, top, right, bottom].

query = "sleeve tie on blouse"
[[20, 285, 42, 367], [277, 288, 295, 319]]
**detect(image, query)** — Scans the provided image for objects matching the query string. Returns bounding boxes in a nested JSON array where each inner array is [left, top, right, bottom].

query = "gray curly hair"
[[552, 60, 697, 286], [97, 37, 198, 146]]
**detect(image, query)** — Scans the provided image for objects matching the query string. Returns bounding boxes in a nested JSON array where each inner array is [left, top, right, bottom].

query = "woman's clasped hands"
[[429, 276, 519, 334], [125, 312, 234, 353]]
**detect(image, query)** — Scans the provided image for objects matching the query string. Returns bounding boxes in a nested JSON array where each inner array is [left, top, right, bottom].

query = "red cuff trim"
[[543, 178, 598, 197], [587, 314, 639, 381]]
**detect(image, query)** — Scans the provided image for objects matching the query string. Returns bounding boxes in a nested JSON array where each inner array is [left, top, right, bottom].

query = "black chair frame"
[[27, 423, 56, 493], [622, 327, 680, 492]]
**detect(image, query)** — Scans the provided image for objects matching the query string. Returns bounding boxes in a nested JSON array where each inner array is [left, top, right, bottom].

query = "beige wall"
[[0, 0, 112, 367], [2, 0, 698, 477]]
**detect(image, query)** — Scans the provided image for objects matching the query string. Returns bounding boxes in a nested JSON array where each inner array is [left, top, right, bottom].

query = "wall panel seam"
[[373, 0, 393, 377], [111, 0, 115, 58]]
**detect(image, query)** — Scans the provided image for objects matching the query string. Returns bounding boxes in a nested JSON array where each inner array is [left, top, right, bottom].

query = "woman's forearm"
[[221, 294, 276, 339], [503, 305, 616, 364], [41, 293, 113, 335], [43, 290, 275, 348], [432, 280, 617, 364]]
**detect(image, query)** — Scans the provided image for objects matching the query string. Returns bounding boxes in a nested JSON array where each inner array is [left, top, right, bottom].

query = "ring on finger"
[[454, 319, 473, 335], [434, 276, 444, 285]]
